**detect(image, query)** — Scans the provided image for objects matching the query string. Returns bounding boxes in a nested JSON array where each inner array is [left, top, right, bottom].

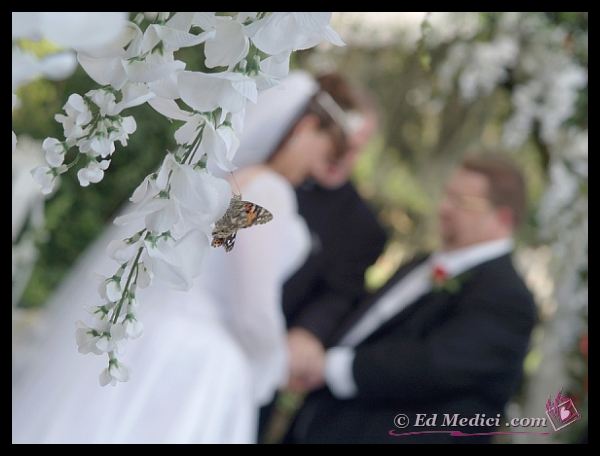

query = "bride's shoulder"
[[234, 166, 297, 214]]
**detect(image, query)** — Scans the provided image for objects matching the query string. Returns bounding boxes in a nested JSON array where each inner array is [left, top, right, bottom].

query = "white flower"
[[42, 137, 66, 167], [258, 51, 291, 88], [148, 97, 194, 122], [178, 70, 257, 113], [97, 274, 123, 303], [168, 160, 232, 234], [12, 47, 77, 90], [458, 36, 519, 101], [31, 165, 61, 195], [107, 238, 142, 263], [237, 12, 258, 23], [54, 94, 93, 142], [174, 114, 204, 145], [99, 357, 130, 387], [122, 155, 184, 230], [111, 317, 144, 340], [129, 174, 158, 204], [144, 20, 213, 54], [192, 12, 217, 31], [39, 12, 128, 52], [204, 17, 249, 69], [125, 51, 186, 84], [75, 320, 114, 355], [12, 12, 41, 40], [37, 51, 78, 81], [12, 95, 18, 153], [77, 115, 136, 157], [12, 47, 41, 91], [136, 262, 153, 288], [77, 52, 128, 89], [115, 154, 229, 235], [108, 116, 137, 147], [148, 72, 181, 100], [86, 303, 113, 319], [200, 121, 240, 172], [144, 198, 182, 233], [87, 89, 117, 117], [147, 97, 199, 144], [115, 83, 155, 113], [77, 160, 110, 187], [83, 134, 116, 158], [248, 12, 344, 56], [144, 229, 209, 291], [116, 179, 181, 233], [74, 21, 142, 89]]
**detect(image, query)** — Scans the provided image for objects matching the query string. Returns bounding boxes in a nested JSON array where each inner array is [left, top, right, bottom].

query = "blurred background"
[[12, 12, 587, 443]]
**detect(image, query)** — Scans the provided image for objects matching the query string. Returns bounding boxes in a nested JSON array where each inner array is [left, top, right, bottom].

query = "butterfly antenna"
[[229, 171, 242, 197]]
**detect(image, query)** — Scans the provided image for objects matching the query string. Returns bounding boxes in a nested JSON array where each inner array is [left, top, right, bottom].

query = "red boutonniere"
[[430, 264, 469, 294], [431, 264, 449, 286]]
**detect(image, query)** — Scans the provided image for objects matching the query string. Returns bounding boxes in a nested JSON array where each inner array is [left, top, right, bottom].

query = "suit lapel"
[[330, 253, 430, 345], [361, 287, 454, 344], [357, 257, 499, 345]]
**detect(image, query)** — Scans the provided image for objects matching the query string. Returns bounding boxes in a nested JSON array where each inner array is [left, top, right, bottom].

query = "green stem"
[[110, 246, 144, 324], [184, 125, 205, 165], [64, 153, 81, 171]]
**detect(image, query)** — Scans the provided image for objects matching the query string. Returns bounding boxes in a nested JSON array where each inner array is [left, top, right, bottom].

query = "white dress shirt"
[[325, 237, 514, 399]]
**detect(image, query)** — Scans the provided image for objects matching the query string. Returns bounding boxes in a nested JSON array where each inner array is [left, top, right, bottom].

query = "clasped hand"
[[286, 327, 326, 393]]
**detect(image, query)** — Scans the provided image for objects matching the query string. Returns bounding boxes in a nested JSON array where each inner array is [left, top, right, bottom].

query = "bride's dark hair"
[[270, 74, 362, 162]]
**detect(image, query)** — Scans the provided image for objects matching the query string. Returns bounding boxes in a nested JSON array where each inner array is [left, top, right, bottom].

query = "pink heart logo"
[[560, 407, 571, 421]]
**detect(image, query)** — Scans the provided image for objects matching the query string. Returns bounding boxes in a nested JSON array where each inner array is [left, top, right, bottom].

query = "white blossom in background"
[[438, 36, 518, 101], [537, 128, 588, 341], [502, 54, 587, 148], [12, 94, 19, 153], [16, 12, 344, 386], [12, 137, 48, 306], [12, 12, 129, 308], [12, 12, 128, 91], [427, 13, 587, 435]]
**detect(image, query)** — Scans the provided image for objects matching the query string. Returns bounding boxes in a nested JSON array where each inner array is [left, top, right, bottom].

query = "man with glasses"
[[285, 154, 538, 444]]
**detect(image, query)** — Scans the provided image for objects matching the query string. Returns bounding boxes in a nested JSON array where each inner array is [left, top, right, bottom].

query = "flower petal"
[[125, 53, 185, 83], [77, 54, 127, 88], [148, 97, 193, 121], [38, 52, 78, 81], [204, 18, 249, 69], [40, 12, 127, 51], [178, 71, 255, 113]]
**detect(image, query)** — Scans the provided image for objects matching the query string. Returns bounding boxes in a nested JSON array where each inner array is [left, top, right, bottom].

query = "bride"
[[12, 71, 351, 444]]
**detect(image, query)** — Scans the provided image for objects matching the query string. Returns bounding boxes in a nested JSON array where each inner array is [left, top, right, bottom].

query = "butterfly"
[[211, 194, 273, 252]]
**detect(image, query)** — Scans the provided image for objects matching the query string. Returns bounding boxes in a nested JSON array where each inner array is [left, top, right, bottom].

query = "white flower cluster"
[[20, 12, 343, 386], [12, 136, 47, 306], [12, 12, 129, 155], [536, 128, 588, 347], [502, 53, 587, 149], [438, 35, 519, 101], [431, 12, 588, 395], [434, 13, 587, 150]]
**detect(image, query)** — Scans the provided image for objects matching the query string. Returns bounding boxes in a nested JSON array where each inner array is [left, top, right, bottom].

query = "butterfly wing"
[[223, 233, 237, 252], [211, 195, 273, 252], [211, 232, 237, 252], [236, 200, 273, 228]]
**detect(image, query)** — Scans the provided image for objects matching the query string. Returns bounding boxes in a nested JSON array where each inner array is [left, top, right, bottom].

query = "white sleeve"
[[325, 346, 358, 399], [224, 172, 310, 405]]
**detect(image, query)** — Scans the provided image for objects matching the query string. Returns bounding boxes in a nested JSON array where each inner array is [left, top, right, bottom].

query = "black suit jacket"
[[282, 181, 388, 345], [287, 252, 537, 444]]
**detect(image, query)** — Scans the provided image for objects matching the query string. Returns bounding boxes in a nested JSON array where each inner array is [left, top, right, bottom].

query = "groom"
[[285, 154, 537, 443]]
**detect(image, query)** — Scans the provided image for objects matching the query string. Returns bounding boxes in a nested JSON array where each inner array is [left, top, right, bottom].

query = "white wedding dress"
[[12, 168, 310, 444]]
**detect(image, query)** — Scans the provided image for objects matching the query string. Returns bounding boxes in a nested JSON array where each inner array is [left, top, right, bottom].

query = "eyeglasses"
[[441, 190, 493, 212]]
